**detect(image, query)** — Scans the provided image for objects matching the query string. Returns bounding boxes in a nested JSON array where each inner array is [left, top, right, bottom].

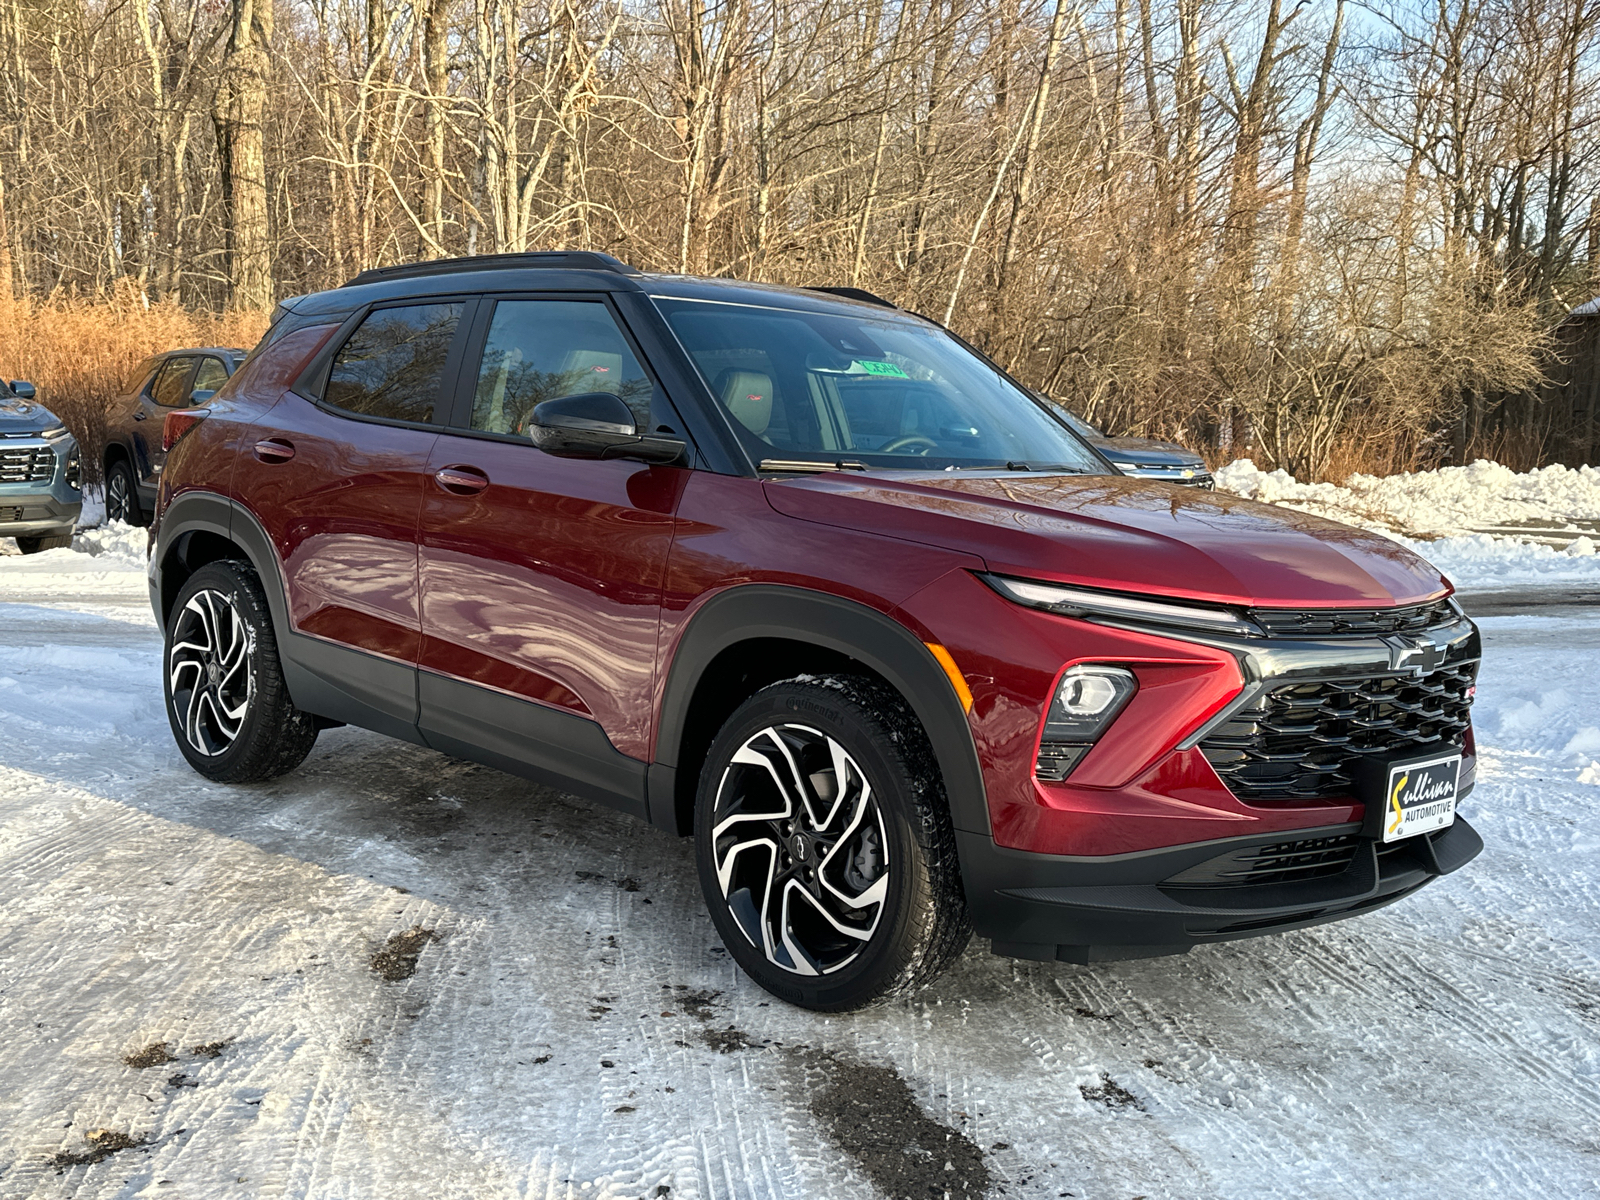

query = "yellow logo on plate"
[[1388, 772, 1410, 836]]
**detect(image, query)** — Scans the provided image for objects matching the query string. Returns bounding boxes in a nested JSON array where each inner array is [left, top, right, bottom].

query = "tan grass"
[[0, 288, 267, 488]]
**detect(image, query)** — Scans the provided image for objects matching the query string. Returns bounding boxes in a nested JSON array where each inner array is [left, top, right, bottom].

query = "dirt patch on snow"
[[370, 926, 441, 982], [122, 1042, 175, 1068], [190, 1038, 232, 1058], [1080, 1072, 1142, 1110], [50, 1128, 144, 1168], [801, 1049, 990, 1199], [700, 1025, 758, 1054]]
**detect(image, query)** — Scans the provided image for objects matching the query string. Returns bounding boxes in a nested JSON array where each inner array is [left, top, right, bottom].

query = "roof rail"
[[340, 251, 641, 288], [806, 286, 898, 309]]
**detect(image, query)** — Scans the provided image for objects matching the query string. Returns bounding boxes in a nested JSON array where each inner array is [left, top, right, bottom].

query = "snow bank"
[[1217, 458, 1600, 592], [0, 519, 149, 603], [1215, 458, 1600, 535]]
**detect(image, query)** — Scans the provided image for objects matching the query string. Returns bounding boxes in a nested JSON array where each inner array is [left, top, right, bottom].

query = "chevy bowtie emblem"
[[1383, 634, 1446, 676]]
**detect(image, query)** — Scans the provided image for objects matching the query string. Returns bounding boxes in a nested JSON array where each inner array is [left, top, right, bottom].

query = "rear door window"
[[324, 302, 464, 424], [150, 357, 196, 407], [462, 299, 657, 437]]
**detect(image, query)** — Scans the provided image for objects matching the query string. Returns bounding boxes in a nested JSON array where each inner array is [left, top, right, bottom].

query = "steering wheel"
[[878, 434, 939, 455]]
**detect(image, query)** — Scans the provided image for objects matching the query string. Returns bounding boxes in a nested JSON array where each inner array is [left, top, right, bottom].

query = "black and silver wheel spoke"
[[711, 724, 889, 976], [167, 588, 254, 757], [107, 471, 129, 521]]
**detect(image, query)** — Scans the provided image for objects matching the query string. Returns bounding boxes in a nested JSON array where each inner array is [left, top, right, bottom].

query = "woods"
[[1, 0, 1599, 477]]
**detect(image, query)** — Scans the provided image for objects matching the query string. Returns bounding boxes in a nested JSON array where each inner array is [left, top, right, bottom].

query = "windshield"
[[1061, 410, 1102, 441], [657, 298, 1106, 473]]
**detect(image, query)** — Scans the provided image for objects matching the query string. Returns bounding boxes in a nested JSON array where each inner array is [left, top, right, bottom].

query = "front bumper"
[[0, 433, 82, 536], [964, 815, 1483, 962], [0, 491, 81, 535]]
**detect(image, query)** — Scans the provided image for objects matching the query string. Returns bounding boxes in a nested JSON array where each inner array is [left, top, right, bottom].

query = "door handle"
[[133, 410, 147, 421], [435, 465, 489, 495], [253, 438, 296, 463]]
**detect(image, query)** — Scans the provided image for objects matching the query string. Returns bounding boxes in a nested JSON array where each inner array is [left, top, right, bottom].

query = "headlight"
[[982, 573, 1261, 637], [42, 424, 68, 440], [1036, 664, 1138, 781], [65, 446, 81, 489], [1110, 460, 1138, 470]]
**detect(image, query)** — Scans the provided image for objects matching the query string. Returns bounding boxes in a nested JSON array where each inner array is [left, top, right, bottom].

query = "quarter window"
[[466, 300, 656, 437], [150, 358, 196, 408], [324, 302, 463, 424], [192, 357, 230, 396]]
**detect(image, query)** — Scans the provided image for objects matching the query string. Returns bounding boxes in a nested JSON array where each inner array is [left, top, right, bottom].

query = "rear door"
[[233, 299, 471, 740], [135, 356, 196, 490], [414, 294, 688, 808]]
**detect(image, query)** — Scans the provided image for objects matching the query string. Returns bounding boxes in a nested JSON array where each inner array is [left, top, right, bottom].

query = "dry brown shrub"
[[0, 287, 267, 488]]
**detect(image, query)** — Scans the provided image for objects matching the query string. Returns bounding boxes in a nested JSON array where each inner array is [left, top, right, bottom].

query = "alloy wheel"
[[168, 588, 253, 756], [710, 723, 889, 976], [106, 469, 131, 522]]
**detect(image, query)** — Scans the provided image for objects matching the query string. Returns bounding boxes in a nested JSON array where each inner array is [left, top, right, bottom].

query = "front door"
[[234, 300, 468, 738], [415, 296, 687, 807]]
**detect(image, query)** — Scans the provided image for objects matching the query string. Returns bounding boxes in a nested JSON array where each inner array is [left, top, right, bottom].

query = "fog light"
[[65, 446, 81, 491], [1036, 664, 1138, 781]]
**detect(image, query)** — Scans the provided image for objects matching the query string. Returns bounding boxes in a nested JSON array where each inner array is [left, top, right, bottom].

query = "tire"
[[695, 675, 971, 1011], [14, 531, 73, 553], [163, 559, 319, 783], [105, 458, 145, 526]]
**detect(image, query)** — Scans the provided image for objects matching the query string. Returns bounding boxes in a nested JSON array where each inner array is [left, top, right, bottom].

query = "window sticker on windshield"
[[849, 359, 909, 378]]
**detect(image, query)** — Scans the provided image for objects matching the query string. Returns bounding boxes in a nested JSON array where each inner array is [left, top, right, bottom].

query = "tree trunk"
[[214, 0, 273, 310]]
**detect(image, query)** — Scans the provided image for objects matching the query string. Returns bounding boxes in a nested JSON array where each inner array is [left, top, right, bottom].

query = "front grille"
[[0, 445, 54, 484], [1250, 598, 1457, 638], [1165, 833, 1360, 888], [1201, 659, 1477, 802]]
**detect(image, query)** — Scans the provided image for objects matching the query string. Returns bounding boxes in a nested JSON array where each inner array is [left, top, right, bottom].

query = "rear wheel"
[[164, 559, 318, 783], [695, 675, 971, 1011], [14, 530, 73, 553], [105, 459, 144, 526]]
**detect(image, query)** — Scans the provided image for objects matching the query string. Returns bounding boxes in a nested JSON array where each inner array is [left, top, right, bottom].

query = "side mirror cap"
[[9, 380, 35, 400], [189, 389, 217, 405], [530, 392, 687, 466]]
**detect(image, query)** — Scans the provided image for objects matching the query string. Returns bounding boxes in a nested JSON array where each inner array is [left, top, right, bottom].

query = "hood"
[[765, 471, 1449, 608], [1094, 436, 1206, 467], [0, 398, 59, 435]]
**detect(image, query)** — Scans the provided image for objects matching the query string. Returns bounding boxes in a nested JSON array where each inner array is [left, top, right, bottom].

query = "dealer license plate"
[[1380, 752, 1461, 843]]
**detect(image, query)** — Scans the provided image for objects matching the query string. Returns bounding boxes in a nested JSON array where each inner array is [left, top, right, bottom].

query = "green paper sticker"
[[851, 359, 909, 378]]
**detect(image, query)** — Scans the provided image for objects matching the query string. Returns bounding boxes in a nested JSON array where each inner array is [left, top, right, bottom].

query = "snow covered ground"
[[3, 473, 1600, 1199]]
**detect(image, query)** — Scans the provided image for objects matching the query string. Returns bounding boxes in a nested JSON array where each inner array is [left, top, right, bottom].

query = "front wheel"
[[164, 559, 318, 783], [695, 675, 971, 1011]]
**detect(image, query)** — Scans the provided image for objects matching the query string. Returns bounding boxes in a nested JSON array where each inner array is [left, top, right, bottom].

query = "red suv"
[[149, 252, 1482, 1010]]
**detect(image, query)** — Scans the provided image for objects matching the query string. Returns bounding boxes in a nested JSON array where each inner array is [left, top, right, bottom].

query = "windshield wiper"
[[938, 461, 1094, 474], [759, 458, 870, 473]]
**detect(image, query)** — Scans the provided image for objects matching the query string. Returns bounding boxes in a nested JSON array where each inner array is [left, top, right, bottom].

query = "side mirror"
[[529, 392, 687, 465], [190, 389, 217, 405], [8, 380, 35, 400]]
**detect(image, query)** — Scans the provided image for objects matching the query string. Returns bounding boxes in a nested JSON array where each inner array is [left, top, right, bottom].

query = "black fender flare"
[[155, 491, 289, 633], [652, 584, 990, 837]]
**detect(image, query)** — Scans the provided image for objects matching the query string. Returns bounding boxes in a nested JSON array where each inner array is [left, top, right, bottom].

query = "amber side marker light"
[[925, 643, 974, 713], [162, 408, 210, 452]]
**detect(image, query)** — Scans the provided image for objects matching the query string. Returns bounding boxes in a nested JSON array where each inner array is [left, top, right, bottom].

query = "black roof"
[[284, 253, 910, 322], [340, 250, 641, 288]]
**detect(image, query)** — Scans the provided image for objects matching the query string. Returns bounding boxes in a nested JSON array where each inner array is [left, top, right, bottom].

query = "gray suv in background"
[[0, 380, 82, 552], [102, 348, 244, 524]]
